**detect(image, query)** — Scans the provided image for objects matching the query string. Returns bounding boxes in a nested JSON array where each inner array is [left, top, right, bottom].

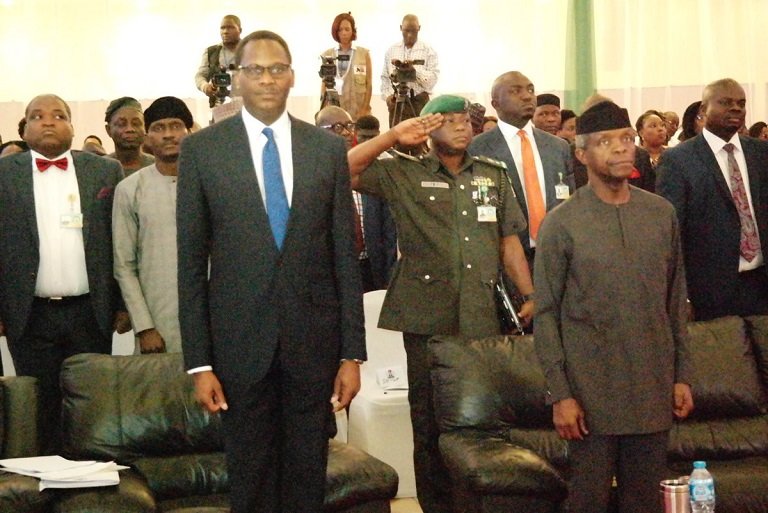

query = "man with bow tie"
[[0, 94, 129, 453]]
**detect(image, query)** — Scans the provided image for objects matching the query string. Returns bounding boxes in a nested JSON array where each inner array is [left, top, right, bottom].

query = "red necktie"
[[36, 157, 68, 172], [724, 143, 760, 261]]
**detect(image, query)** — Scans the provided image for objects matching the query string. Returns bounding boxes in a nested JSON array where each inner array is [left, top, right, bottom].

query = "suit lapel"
[[288, 117, 314, 243], [691, 136, 735, 210], [12, 153, 39, 247], [532, 129, 558, 208], [73, 152, 97, 246], [741, 136, 767, 233]]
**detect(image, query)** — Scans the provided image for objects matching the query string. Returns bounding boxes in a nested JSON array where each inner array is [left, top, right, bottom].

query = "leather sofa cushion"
[[133, 453, 228, 501], [683, 316, 767, 419], [61, 353, 223, 461], [430, 335, 551, 433]]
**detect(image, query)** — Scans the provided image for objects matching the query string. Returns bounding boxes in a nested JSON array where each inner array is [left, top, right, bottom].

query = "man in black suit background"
[[177, 31, 365, 513], [0, 94, 128, 452], [657, 78, 768, 320]]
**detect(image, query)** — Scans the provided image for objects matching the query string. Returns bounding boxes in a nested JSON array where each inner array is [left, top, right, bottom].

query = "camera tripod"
[[390, 81, 428, 155], [320, 77, 341, 110]]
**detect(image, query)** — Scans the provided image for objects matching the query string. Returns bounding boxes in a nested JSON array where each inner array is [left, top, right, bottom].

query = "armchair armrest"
[[53, 469, 156, 513], [1, 376, 39, 458], [439, 429, 567, 501]]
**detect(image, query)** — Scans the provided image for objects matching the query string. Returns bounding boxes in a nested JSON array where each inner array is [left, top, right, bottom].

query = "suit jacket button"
[[30, 272, 36, 278]]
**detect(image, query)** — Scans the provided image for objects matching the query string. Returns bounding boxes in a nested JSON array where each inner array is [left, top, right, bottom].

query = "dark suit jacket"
[[362, 194, 397, 289], [177, 114, 366, 393], [0, 151, 123, 344], [657, 134, 768, 317], [469, 126, 572, 257]]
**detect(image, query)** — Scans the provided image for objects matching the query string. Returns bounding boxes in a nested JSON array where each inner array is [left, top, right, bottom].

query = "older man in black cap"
[[348, 94, 534, 513], [533, 93, 562, 135], [113, 97, 193, 355], [534, 101, 694, 513], [105, 96, 154, 176]]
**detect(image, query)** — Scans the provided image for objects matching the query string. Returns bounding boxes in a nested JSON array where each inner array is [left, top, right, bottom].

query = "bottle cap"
[[693, 461, 707, 469]]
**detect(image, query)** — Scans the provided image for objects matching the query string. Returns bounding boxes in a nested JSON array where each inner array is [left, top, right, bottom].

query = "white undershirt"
[[31, 149, 90, 297]]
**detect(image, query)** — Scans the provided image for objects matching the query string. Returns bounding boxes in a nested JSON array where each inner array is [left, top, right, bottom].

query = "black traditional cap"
[[536, 93, 560, 108], [105, 97, 142, 123], [144, 97, 194, 130], [576, 101, 631, 135]]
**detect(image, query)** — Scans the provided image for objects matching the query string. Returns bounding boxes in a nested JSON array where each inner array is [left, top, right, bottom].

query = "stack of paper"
[[0, 456, 128, 491]]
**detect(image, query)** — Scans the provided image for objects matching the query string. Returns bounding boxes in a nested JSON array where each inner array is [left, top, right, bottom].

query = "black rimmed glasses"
[[236, 63, 292, 79], [320, 122, 356, 134]]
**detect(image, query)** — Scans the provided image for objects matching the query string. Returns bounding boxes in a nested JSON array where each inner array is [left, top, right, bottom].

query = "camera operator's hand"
[[202, 82, 216, 97], [386, 95, 396, 110], [392, 114, 443, 146]]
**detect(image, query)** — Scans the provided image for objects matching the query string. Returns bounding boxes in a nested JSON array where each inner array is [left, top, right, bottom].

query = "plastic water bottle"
[[689, 461, 715, 512]]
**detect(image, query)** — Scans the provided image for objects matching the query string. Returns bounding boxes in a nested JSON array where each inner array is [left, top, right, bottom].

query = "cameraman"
[[380, 14, 439, 127], [194, 15, 242, 107]]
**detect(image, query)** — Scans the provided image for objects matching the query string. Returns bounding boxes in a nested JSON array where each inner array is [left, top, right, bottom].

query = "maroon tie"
[[36, 157, 68, 172], [723, 143, 760, 261]]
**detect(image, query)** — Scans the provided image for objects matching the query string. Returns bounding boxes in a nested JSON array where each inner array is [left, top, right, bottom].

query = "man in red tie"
[[0, 94, 129, 453], [658, 78, 768, 320]]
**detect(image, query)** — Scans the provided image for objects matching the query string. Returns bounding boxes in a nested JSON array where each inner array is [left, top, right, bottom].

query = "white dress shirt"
[[702, 128, 763, 270], [497, 119, 547, 247], [31, 149, 90, 297]]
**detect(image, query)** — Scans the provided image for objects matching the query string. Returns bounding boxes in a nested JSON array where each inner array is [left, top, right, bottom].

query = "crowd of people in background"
[[1, 11, 768, 513]]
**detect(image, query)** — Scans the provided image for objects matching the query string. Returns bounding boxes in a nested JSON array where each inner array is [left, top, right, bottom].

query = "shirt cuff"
[[187, 366, 213, 374]]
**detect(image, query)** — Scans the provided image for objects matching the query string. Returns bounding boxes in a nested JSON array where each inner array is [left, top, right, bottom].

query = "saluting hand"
[[392, 114, 443, 146]]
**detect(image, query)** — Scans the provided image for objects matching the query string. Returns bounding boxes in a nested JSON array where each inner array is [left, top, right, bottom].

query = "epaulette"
[[391, 149, 422, 163], [472, 155, 507, 170]]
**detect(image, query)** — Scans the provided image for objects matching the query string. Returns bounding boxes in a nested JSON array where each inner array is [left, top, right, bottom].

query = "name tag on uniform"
[[60, 213, 83, 228], [555, 183, 570, 200], [421, 181, 449, 189], [477, 205, 497, 222]]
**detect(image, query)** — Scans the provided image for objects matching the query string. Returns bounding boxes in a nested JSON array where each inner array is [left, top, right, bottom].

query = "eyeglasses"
[[320, 122, 356, 134], [236, 63, 292, 79]]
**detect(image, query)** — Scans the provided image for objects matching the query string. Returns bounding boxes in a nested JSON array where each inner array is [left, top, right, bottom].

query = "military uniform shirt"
[[358, 152, 526, 337]]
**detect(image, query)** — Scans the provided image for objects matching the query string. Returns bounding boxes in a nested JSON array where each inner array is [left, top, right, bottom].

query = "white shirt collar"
[[703, 127, 742, 154], [497, 118, 534, 139]]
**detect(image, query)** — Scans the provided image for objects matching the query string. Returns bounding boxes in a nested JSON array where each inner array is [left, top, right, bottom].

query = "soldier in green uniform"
[[348, 95, 534, 513]]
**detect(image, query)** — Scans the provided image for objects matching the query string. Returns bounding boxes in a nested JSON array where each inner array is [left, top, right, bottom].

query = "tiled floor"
[[391, 498, 423, 513]]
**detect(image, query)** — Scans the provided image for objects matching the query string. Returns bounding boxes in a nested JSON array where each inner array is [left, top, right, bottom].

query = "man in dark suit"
[[177, 31, 365, 513], [657, 78, 768, 320], [469, 71, 572, 269], [315, 106, 397, 291], [0, 94, 128, 453]]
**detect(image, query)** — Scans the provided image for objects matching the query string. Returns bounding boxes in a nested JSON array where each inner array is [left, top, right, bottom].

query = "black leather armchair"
[[430, 316, 768, 513], [0, 375, 53, 513], [54, 353, 398, 513]]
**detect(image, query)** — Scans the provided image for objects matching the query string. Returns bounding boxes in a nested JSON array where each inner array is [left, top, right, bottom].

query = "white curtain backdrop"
[[0, 0, 765, 150]]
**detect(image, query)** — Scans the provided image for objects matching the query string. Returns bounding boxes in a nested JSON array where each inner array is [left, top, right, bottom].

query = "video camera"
[[210, 64, 235, 107], [318, 54, 350, 90], [389, 59, 424, 85]]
